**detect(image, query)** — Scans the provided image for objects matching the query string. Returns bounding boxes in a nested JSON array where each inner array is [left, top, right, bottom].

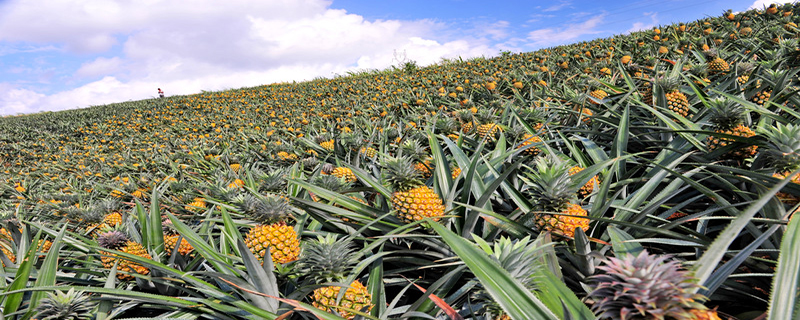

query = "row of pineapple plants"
[[0, 2, 799, 319]]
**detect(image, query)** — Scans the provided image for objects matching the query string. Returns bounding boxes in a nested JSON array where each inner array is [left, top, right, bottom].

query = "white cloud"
[[0, 0, 500, 115], [0, 83, 46, 115], [626, 12, 659, 34], [749, 0, 795, 9], [526, 15, 606, 47], [543, 1, 572, 12]]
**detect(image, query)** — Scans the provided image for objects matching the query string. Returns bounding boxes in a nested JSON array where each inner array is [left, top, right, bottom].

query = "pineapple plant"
[[300, 235, 373, 320], [587, 250, 717, 320], [656, 76, 691, 118], [384, 156, 446, 226], [521, 156, 590, 238], [240, 194, 301, 265], [705, 97, 758, 160], [763, 123, 800, 204], [33, 288, 95, 320], [97, 229, 152, 281]]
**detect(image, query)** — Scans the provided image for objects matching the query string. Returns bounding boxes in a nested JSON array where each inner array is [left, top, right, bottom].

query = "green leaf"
[[607, 226, 643, 258], [429, 221, 558, 320], [768, 208, 800, 319], [694, 168, 800, 291]]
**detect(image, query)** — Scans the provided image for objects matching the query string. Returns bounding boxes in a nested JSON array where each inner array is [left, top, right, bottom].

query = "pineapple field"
[[2, 3, 800, 320]]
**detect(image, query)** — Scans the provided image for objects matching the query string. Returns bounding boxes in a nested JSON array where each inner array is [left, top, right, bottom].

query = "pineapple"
[[33, 288, 95, 320], [587, 250, 713, 320], [330, 167, 357, 183], [384, 156, 445, 226], [517, 134, 543, 156], [705, 98, 758, 160], [569, 166, 599, 198], [98, 230, 151, 280], [773, 171, 800, 205], [320, 139, 335, 152], [240, 194, 301, 265], [477, 123, 502, 139], [359, 146, 377, 159], [752, 89, 771, 106], [656, 76, 691, 118], [706, 51, 730, 74], [589, 89, 608, 104], [521, 157, 590, 238], [300, 235, 373, 320]]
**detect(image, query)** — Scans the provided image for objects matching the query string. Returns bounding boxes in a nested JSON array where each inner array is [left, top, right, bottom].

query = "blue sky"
[[0, 0, 792, 115]]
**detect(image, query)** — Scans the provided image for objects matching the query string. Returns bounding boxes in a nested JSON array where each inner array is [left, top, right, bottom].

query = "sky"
[[0, 0, 795, 116]]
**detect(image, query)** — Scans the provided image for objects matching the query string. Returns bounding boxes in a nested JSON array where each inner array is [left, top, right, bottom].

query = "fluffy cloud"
[[0, 0, 499, 115], [749, 0, 795, 10], [626, 12, 659, 34]]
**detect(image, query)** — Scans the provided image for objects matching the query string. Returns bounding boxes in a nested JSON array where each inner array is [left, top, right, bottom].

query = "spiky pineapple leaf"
[[768, 206, 800, 320], [429, 221, 558, 320], [693, 168, 800, 292]]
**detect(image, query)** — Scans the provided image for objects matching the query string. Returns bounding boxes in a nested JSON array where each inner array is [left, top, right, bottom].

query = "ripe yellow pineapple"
[[320, 139, 335, 152], [705, 98, 758, 160], [589, 89, 608, 104], [98, 230, 152, 281], [384, 157, 445, 226], [522, 157, 591, 238], [752, 90, 771, 106], [300, 235, 374, 320], [657, 77, 691, 118], [312, 281, 373, 319], [707, 57, 730, 74], [569, 166, 599, 198], [331, 167, 357, 183], [164, 234, 194, 256], [477, 123, 501, 139], [517, 134, 542, 156], [359, 147, 377, 158], [239, 194, 301, 264]]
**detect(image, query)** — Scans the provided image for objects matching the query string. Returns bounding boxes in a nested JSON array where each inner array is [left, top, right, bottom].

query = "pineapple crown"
[[654, 75, 681, 92], [97, 230, 129, 250], [399, 139, 429, 161], [707, 97, 746, 129], [737, 61, 756, 74], [257, 168, 287, 193], [383, 156, 424, 191], [236, 193, 292, 224], [523, 156, 578, 211], [313, 174, 352, 193], [477, 236, 545, 317], [298, 234, 359, 283], [33, 288, 96, 320], [587, 250, 708, 320], [434, 117, 458, 134], [760, 122, 800, 172]]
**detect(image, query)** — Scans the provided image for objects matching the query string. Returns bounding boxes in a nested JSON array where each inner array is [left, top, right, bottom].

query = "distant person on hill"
[[158, 88, 165, 98]]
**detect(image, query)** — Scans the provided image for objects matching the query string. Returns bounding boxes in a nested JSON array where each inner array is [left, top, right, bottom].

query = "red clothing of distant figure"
[[158, 88, 164, 98]]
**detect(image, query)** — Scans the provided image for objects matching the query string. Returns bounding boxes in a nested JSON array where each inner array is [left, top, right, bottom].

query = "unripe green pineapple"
[[33, 288, 95, 320], [705, 97, 758, 160], [300, 235, 373, 320], [240, 194, 301, 265], [587, 250, 712, 320], [384, 156, 445, 226]]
